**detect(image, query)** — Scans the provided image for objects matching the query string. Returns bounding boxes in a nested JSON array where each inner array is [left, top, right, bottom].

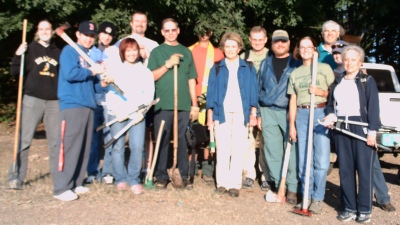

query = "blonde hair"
[[219, 31, 244, 49]]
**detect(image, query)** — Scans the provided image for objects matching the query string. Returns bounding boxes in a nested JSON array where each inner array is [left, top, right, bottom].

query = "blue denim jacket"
[[258, 54, 301, 109], [206, 58, 258, 125]]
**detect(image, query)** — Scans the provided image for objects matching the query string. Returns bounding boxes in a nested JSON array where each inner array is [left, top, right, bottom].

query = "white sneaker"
[[73, 186, 89, 195], [53, 190, 78, 201], [102, 175, 114, 184]]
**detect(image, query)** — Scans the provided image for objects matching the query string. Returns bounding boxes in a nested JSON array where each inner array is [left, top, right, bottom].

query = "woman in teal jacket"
[[206, 31, 258, 197]]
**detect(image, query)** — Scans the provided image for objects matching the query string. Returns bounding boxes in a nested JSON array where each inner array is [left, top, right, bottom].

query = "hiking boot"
[[215, 186, 227, 194], [116, 182, 128, 191], [183, 180, 194, 190], [156, 179, 168, 189], [355, 213, 371, 223], [229, 188, 239, 197], [202, 175, 214, 186], [308, 200, 323, 214], [102, 174, 114, 184], [242, 178, 254, 189], [9, 179, 22, 189], [380, 202, 396, 212], [131, 184, 144, 195], [337, 211, 357, 222], [294, 199, 311, 210], [286, 191, 297, 205], [53, 190, 78, 201], [260, 181, 270, 191], [73, 186, 89, 195]]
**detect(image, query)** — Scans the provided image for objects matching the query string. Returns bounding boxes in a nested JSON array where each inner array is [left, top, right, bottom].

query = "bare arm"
[[188, 78, 198, 107], [288, 94, 298, 142]]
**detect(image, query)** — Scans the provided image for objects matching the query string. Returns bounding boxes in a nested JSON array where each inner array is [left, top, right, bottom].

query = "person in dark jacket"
[[323, 45, 379, 223], [257, 29, 301, 204], [8, 20, 61, 189]]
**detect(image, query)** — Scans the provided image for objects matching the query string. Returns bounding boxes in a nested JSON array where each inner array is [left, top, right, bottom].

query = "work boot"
[[308, 200, 323, 214], [202, 174, 214, 185], [215, 186, 227, 194], [380, 202, 396, 212], [260, 181, 270, 191], [286, 191, 297, 205], [229, 188, 239, 197], [183, 179, 194, 190], [155, 179, 168, 189], [242, 178, 254, 189]]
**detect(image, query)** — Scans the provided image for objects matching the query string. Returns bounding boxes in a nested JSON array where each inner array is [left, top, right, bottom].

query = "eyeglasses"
[[164, 29, 177, 33], [299, 47, 314, 51], [332, 43, 347, 49]]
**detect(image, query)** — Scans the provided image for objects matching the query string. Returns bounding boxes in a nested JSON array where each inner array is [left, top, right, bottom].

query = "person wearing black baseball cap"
[[332, 40, 348, 77], [86, 21, 119, 185]]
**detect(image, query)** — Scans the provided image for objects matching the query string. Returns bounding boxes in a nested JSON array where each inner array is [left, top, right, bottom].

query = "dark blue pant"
[[334, 116, 375, 214], [154, 110, 190, 180]]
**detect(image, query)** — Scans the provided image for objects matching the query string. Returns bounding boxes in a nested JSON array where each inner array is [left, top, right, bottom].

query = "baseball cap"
[[272, 30, 289, 41], [332, 40, 348, 54], [98, 22, 116, 36], [78, 21, 97, 35]]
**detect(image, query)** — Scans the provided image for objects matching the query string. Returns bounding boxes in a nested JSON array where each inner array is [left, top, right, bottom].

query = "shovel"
[[293, 52, 319, 217], [265, 141, 292, 203], [167, 65, 183, 188], [144, 120, 165, 189]]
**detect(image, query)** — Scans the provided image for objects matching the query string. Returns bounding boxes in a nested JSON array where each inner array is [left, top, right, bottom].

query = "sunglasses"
[[332, 43, 347, 49]]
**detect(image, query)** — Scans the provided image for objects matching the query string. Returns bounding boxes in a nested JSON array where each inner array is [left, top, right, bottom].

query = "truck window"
[[365, 69, 395, 92]]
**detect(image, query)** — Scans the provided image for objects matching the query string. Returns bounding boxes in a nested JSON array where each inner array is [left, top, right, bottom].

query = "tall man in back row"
[[148, 18, 199, 189], [257, 30, 301, 204]]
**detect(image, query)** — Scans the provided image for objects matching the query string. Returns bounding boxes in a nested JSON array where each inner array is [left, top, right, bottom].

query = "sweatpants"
[[52, 108, 93, 195], [334, 116, 374, 214]]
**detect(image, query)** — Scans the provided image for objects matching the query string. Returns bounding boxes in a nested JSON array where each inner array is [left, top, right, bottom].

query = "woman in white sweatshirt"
[[105, 38, 154, 194]]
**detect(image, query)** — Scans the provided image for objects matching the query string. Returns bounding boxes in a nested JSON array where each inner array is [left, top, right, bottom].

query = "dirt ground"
[[0, 123, 399, 225]]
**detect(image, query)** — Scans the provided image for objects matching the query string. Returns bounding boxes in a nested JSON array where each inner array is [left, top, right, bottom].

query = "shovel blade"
[[168, 168, 183, 188]]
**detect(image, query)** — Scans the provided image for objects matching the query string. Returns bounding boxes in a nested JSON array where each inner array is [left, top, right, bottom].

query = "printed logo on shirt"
[[35, 56, 58, 77]]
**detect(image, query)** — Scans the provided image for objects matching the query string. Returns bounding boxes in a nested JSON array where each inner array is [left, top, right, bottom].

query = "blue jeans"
[[101, 106, 113, 177], [109, 115, 145, 186], [296, 107, 330, 201], [87, 105, 104, 176], [373, 154, 390, 205]]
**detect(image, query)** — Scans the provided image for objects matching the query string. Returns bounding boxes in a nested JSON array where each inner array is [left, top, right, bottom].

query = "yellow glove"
[[165, 53, 183, 69], [190, 106, 200, 122]]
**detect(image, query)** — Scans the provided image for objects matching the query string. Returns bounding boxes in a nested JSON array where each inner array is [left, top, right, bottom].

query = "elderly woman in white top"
[[206, 31, 258, 197]]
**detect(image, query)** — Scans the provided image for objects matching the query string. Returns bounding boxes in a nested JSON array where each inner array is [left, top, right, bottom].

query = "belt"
[[298, 102, 326, 109]]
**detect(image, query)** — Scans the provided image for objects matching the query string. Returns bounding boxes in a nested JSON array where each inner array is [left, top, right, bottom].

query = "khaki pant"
[[215, 112, 247, 189]]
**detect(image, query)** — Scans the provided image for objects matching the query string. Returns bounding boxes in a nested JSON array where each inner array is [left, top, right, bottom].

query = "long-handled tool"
[[144, 120, 165, 189], [58, 120, 66, 171], [168, 65, 183, 188], [55, 23, 125, 97], [318, 119, 391, 151], [12, 19, 28, 173], [104, 102, 155, 149], [96, 98, 159, 132], [293, 52, 319, 217], [265, 141, 292, 203]]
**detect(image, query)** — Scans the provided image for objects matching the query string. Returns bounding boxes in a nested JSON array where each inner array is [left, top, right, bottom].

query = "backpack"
[[243, 49, 268, 62]]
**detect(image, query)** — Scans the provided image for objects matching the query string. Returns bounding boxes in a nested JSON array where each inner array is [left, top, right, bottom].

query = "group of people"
[[8, 12, 396, 223]]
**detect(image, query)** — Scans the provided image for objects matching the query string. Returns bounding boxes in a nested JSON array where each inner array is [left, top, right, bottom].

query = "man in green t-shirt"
[[147, 18, 198, 190]]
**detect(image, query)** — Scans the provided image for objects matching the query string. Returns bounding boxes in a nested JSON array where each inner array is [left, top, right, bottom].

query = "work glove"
[[15, 42, 28, 56], [129, 112, 145, 124], [165, 53, 183, 69], [190, 106, 200, 122]]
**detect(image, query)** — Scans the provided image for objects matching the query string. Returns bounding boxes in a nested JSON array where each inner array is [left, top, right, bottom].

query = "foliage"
[[0, 67, 17, 122]]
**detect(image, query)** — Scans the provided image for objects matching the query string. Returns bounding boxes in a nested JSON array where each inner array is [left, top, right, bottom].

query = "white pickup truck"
[[362, 63, 400, 156]]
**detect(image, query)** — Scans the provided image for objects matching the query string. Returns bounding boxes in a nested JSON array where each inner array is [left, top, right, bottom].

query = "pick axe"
[[55, 23, 125, 97]]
